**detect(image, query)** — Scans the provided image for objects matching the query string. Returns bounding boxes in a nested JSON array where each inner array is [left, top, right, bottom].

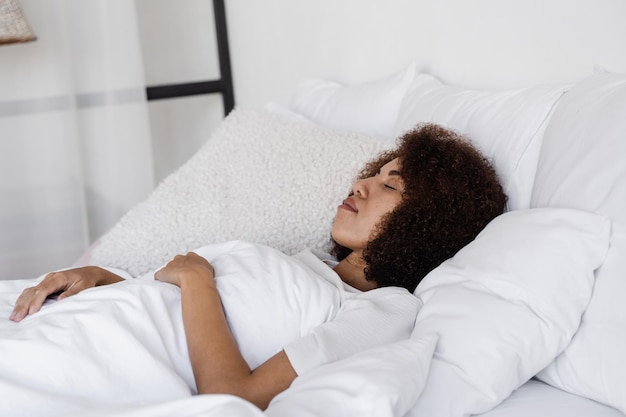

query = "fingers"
[[155, 252, 215, 286], [9, 267, 110, 322], [154, 263, 180, 286], [10, 272, 62, 322], [154, 267, 165, 282], [9, 269, 91, 322], [57, 281, 82, 300], [10, 288, 38, 322], [182, 252, 215, 275]]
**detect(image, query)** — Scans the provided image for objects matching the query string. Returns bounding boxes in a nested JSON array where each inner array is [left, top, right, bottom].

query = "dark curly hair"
[[331, 123, 507, 292]]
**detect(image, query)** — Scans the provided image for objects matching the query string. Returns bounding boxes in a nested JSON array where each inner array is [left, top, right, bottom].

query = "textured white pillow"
[[266, 336, 437, 417], [290, 63, 416, 140], [394, 74, 569, 211], [90, 109, 392, 276], [531, 71, 626, 414], [407, 208, 610, 417]]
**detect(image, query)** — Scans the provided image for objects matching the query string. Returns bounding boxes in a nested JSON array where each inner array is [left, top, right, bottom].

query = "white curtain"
[[0, 0, 154, 279]]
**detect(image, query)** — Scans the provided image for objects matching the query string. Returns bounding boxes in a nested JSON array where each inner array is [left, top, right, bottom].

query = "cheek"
[[370, 200, 401, 224], [365, 198, 402, 235], [331, 214, 370, 249]]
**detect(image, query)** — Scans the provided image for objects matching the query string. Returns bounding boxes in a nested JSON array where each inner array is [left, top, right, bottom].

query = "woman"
[[8, 123, 506, 409]]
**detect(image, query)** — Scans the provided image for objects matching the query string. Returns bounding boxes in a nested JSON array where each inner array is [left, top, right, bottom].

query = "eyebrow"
[[388, 170, 401, 176]]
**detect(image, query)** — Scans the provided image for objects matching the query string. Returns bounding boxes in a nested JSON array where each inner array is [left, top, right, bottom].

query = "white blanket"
[[0, 241, 341, 417]]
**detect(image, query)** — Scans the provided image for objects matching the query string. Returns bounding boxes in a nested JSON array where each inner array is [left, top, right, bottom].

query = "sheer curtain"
[[0, 0, 154, 279]]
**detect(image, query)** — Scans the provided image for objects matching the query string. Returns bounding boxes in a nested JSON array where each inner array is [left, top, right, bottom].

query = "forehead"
[[381, 158, 401, 172]]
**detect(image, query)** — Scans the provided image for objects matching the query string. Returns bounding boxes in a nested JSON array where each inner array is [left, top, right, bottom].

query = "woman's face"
[[331, 158, 405, 252]]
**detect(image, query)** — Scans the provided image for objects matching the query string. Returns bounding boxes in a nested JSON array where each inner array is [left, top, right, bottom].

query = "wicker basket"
[[0, 0, 36, 45]]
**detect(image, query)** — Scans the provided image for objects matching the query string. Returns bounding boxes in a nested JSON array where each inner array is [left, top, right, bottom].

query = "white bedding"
[[62, 379, 625, 417], [477, 379, 625, 417], [0, 277, 195, 417], [64, 395, 265, 417], [0, 239, 435, 417], [57, 336, 438, 417], [0, 241, 343, 416]]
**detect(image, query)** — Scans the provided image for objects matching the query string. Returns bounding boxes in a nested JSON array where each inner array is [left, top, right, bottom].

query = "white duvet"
[[0, 241, 341, 417]]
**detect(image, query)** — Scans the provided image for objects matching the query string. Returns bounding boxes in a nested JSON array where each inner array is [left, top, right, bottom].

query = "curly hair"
[[331, 123, 507, 292]]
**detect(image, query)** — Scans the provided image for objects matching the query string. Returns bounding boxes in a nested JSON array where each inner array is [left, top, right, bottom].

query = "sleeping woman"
[[5, 123, 506, 411]]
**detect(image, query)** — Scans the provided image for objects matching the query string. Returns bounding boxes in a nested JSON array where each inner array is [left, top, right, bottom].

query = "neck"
[[333, 251, 377, 291]]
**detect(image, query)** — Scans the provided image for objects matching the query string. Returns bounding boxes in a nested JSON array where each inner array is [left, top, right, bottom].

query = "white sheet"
[[476, 379, 625, 417], [58, 379, 624, 417], [64, 395, 264, 417], [0, 277, 196, 416], [0, 241, 341, 417]]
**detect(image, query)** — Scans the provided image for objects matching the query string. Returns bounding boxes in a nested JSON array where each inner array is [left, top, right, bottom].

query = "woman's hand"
[[154, 252, 215, 288], [10, 266, 124, 322]]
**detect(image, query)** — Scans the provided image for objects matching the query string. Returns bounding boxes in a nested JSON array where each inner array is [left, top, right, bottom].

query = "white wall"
[[226, 0, 626, 106], [136, 0, 626, 180], [135, 0, 225, 182]]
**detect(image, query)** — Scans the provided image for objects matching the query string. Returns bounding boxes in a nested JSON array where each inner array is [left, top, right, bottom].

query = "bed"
[[2, 2, 626, 417]]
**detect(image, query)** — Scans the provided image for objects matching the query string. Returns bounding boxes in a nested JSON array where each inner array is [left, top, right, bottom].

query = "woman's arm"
[[10, 266, 124, 322], [154, 252, 297, 410]]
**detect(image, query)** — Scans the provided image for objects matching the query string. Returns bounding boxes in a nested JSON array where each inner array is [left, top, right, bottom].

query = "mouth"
[[339, 198, 358, 213]]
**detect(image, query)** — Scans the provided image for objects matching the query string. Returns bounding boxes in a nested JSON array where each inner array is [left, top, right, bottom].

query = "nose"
[[352, 177, 369, 198]]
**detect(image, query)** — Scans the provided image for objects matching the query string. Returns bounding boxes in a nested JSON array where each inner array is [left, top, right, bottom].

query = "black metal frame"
[[145, 0, 234, 115]]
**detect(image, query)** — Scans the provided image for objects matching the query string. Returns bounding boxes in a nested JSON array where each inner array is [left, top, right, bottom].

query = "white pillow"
[[290, 63, 416, 140], [394, 74, 569, 211], [264, 101, 314, 125], [531, 71, 626, 414], [90, 108, 393, 276], [406, 208, 610, 417], [266, 336, 438, 417]]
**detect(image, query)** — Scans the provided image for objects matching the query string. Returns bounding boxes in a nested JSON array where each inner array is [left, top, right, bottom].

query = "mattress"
[[478, 379, 624, 417]]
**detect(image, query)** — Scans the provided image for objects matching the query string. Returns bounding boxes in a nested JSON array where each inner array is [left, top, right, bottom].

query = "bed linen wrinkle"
[[0, 278, 195, 417], [283, 285, 420, 376], [194, 241, 341, 369], [2, 240, 403, 417]]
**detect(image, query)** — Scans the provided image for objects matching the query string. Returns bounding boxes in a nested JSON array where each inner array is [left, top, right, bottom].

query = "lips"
[[339, 198, 358, 212]]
